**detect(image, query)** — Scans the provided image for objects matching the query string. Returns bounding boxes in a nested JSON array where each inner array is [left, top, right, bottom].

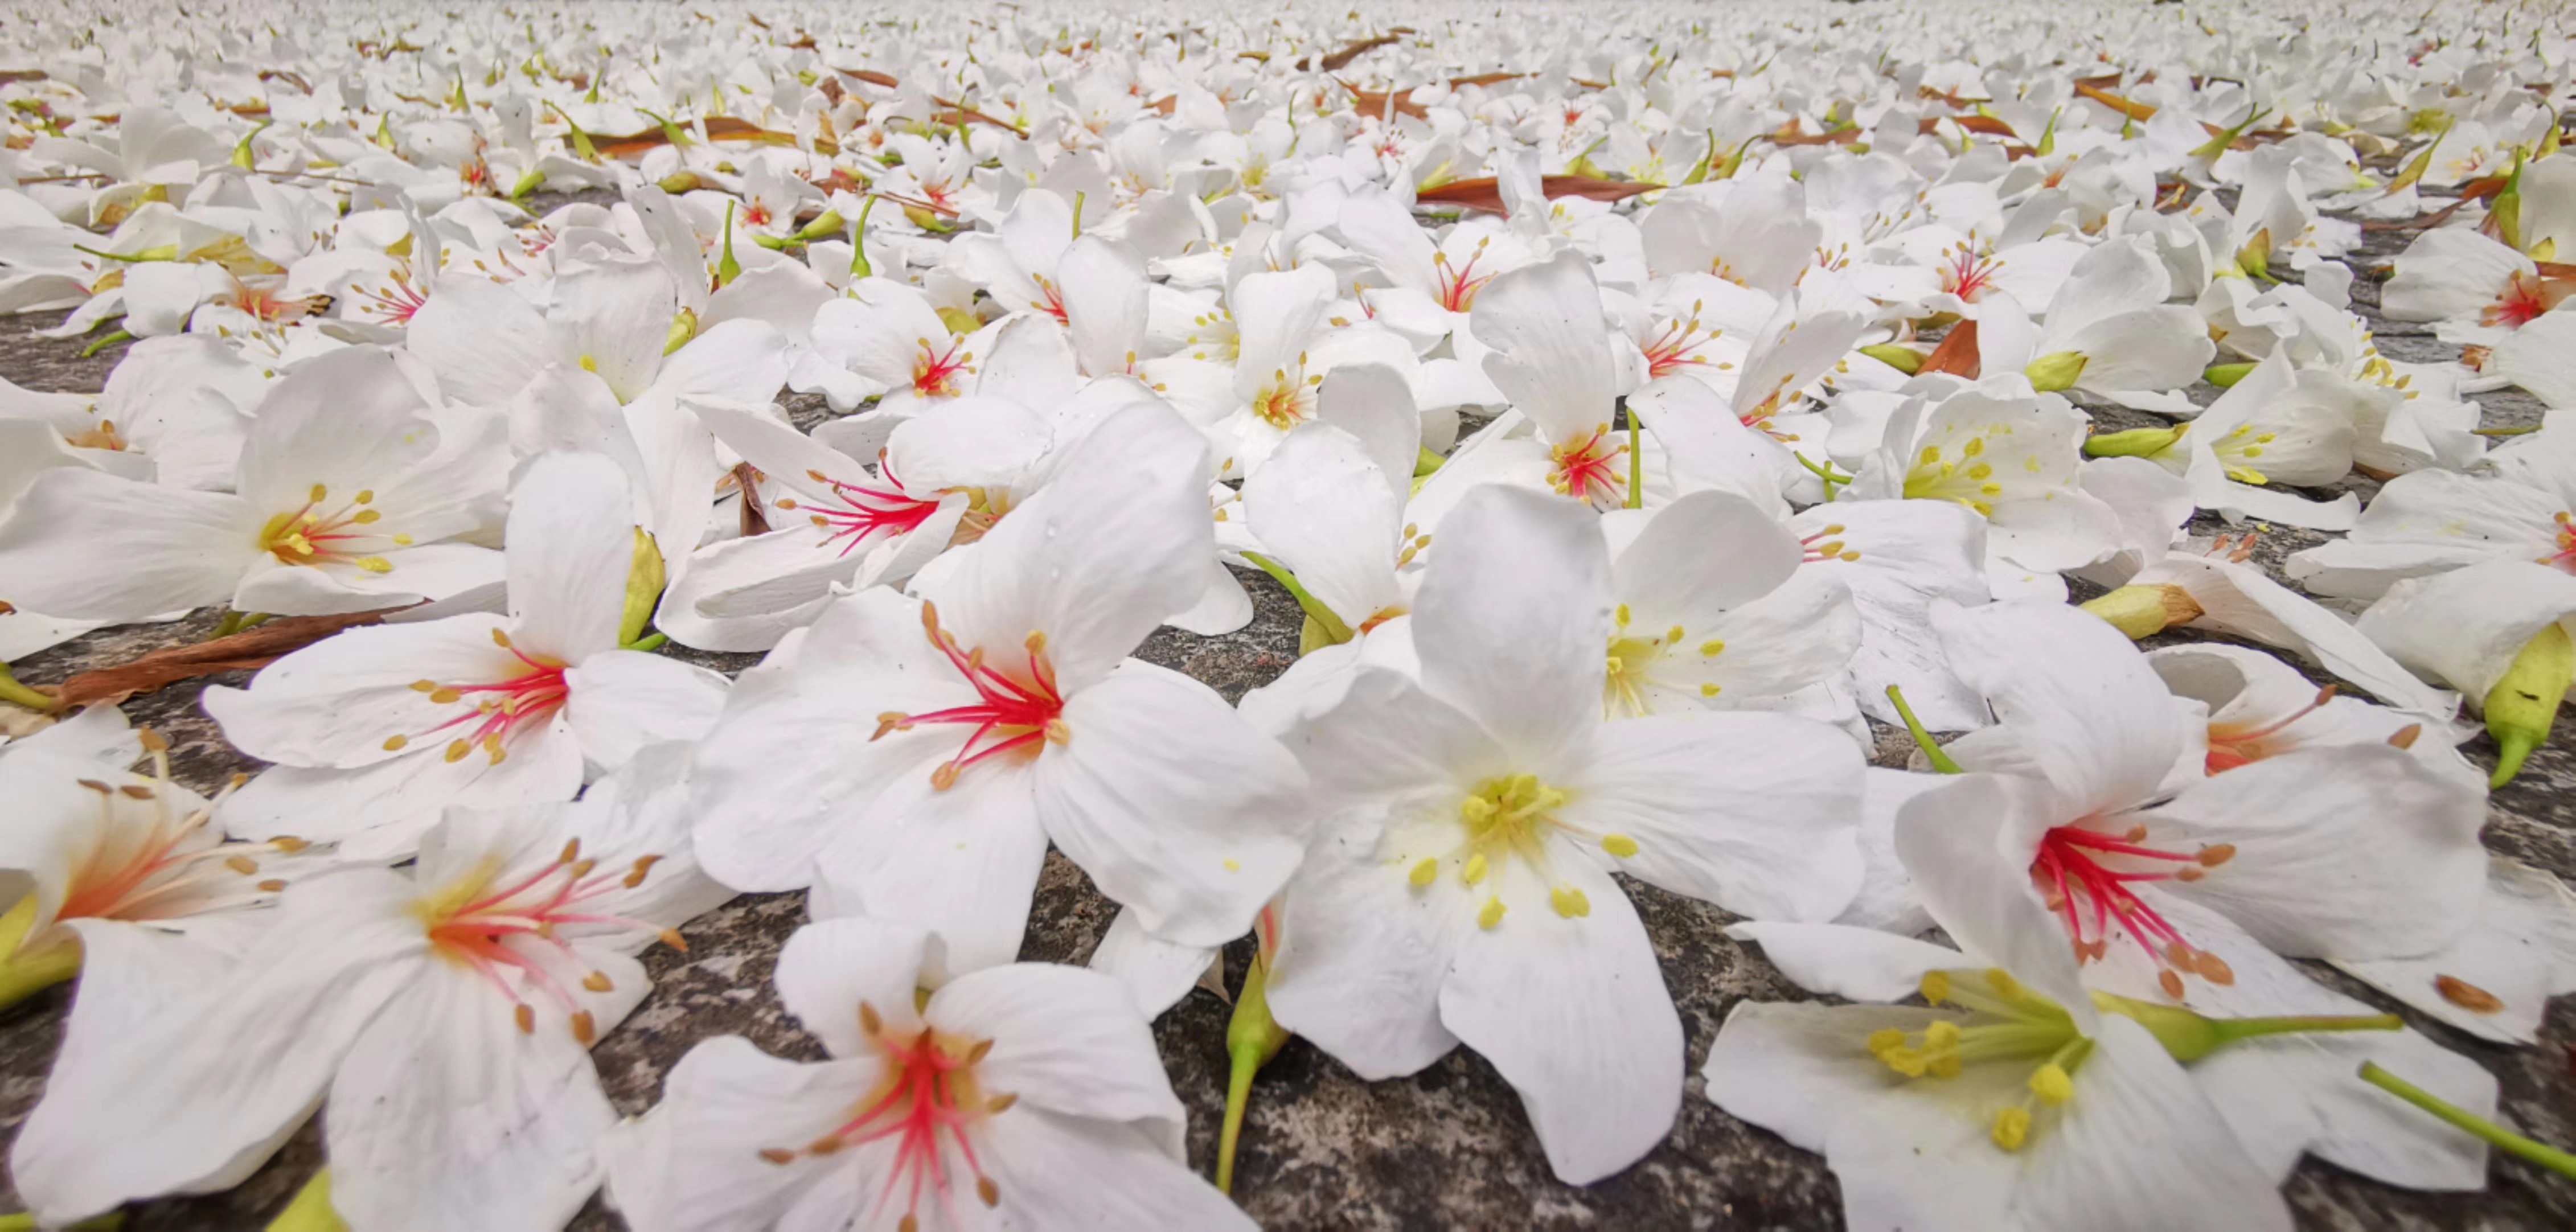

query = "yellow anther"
[[1867, 1028, 1906, 1055], [491, 629, 514, 649], [2029, 1063, 2074, 1105], [1699, 640, 1725, 656], [1550, 885, 1590, 918], [1477, 897, 1506, 930], [1985, 968, 2025, 1000], [580, 355, 599, 373], [1602, 833, 1639, 857], [1992, 1107, 2032, 1152], [411, 680, 438, 692], [1699, 683, 1721, 697], [483, 733, 506, 764], [309, 483, 328, 502], [1664, 625, 1685, 644], [429, 688, 461, 704], [393, 534, 415, 545], [1614, 603, 1632, 627], [1462, 853, 1489, 885], [1409, 858, 1438, 887], [355, 490, 375, 504], [352, 509, 382, 524], [1918, 445, 1941, 465], [1921, 970, 1952, 1004], [383, 734, 409, 751], [445, 739, 471, 763], [354, 556, 392, 573], [1962, 437, 1984, 457]]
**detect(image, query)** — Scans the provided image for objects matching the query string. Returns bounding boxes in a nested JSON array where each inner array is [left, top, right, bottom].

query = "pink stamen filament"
[[2031, 824, 2238, 996], [1642, 315, 1718, 378], [1435, 241, 1497, 312], [794, 462, 943, 557], [2205, 686, 2335, 772], [353, 268, 429, 325], [1549, 427, 1629, 507], [426, 844, 678, 1033], [874, 603, 1068, 790], [912, 338, 972, 397], [1945, 245, 2001, 302]]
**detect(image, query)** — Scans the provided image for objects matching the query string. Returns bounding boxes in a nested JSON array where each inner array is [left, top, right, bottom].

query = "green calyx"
[[0, 895, 80, 1015], [618, 529, 666, 647], [1217, 951, 1292, 1196], [1860, 343, 1925, 374], [848, 196, 879, 279], [2023, 350, 2090, 393], [2095, 992, 2398, 1063], [2204, 362, 2257, 388], [264, 1169, 349, 1232], [2079, 584, 2204, 640], [2082, 424, 2184, 459], [2484, 621, 2571, 788]]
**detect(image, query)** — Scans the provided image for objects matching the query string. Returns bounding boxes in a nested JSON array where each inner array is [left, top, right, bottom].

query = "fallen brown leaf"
[[1413, 175, 1662, 215], [46, 609, 405, 709]]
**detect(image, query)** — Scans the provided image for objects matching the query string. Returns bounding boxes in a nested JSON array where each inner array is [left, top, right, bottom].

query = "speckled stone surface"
[[0, 200, 2571, 1231]]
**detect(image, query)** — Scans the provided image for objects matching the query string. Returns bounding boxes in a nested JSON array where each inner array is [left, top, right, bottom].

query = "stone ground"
[[0, 192, 2572, 1231]]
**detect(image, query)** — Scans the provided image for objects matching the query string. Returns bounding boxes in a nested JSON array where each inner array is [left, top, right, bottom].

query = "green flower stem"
[[1625, 400, 1643, 510], [622, 632, 670, 653], [1242, 552, 1352, 647], [1217, 953, 1290, 1196], [2358, 1062, 2576, 1181], [848, 196, 879, 278], [0, 663, 55, 712], [79, 328, 133, 359], [210, 610, 273, 640], [1885, 685, 1962, 774]]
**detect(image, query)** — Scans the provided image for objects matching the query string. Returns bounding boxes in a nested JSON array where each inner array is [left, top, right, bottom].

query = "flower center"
[[1799, 523, 1863, 563], [2544, 511, 2576, 573], [1548, 424, 1629, 508], [1602, 602, 1723, 716], [1401, 773, 1642, 930], [1868, 968, 2090, 1154], [873, 602, 1070, 790], [2031, 823, 2238, 999], [910, 335, 973, 398], [2482, 270, 2569, 328], [2206, 422, 2278, 485], [1029, 272, 1070, 325], [1901, 436, 2004, 516], [1640, 305, 1723, 379], [1252, 355, 1322, 430], [54, 742, 284, 923], [776, 461, 945, 557], [1942, 243, 2004, 302], [415, 839, 683, 1043], [2204, 685, 2333, 772], [352, 265, 429, 325], [1433, 237, 1497, 312], [380, 629, 571, 766], [760, 1001, 1014, 1231], [256, 483, 397, 573], [63, 417, 128, 451]]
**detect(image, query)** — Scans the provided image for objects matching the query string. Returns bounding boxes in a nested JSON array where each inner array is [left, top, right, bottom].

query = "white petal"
[[973, 1106, 1255, 1231], [1265, 805, 1465, 1079], [1037, 660, 1308, 948], [1437, 853, 1680, 1185], [807, 760, 1051, 979], [1933, 599, 2177, 818], [506, 451, 642, 663], [1086, 907, 1220, 1019], [1892, 774, 2098, 1031], [2332, 858, 2576, 1044], [1567, 711, 1864, 921], [1410, 483, 1610, 766], [601, 1037, 880, 1232], [2013, 1015, 2292, 1232], [1725, 922, 1966, 1001], [0, 468, 256, 621], [932, 962, 1187, 1153], [1470, 252, 1618, 443], [773, 915, 934, 1054], [564, 650, 729, 772]]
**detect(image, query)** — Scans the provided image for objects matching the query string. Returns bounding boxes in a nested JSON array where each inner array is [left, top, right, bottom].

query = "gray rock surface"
[[0, 202, 2570, 1231]]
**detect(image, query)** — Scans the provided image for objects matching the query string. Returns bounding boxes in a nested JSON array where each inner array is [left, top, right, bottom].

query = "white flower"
[[205, 451, 729, 857], [602, 915, 1251, 1232], [688, 401, 1310, 975], [10, 762, 723, 1232], [0, 346, 509, 622], [1264, 483, 1864, 1184]]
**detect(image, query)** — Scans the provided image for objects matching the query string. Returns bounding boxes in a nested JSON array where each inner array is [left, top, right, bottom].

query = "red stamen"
[[2204, 686, 2334, 773], [2030, 823, 2238, 995], [798, 460, 944, 557], [1548, 426, 1629, 508], [875, 603, 1069, 789]]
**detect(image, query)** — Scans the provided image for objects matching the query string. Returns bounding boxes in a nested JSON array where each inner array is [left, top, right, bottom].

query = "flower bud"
[[2081, 425, 2183, 458], [2484, 621, 2571, 788], [1860, 342, 1925, 374], [2079, 584, 2203, 639], [2024, 350, 2089, 392]]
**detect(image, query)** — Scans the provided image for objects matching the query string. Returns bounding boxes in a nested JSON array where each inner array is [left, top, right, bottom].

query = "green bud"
[[0, 893, 81, 1013], [232, 121, 270, 171], [715, 204, 742, 289], [508, 166, 545, 200], [903, 205, 952, 233], [619, 529, 666, 647], [656, 171, 702, 194], [2024, 350, 2090, 393], [1246, 551, 1353, 649], [2079, 584, 2204, 639], [1415, 444, 1446, 477], [2082, 424, 2184, 458], [2484, 621, 2571, 788], [935, 306, 982, 336], [1859, 343, 1925, 375], [2204, 362, 2257, 388], [796, 209, 845, 241], [662, 308, 699, 356], [848, 196, 879, 280]]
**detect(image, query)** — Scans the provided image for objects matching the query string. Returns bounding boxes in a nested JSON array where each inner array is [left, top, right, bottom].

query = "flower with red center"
[[787, 462, 946, 557], [2479, 269, 2572, 328], [691, 402, 1311, 975], [910, 335, 974, 397], [206, 453, 732, 859], [1434, 236, 1500, 312], [873, 602, 1072, 791], [1939, 241, 2003, 302], [1639, 307, 1727, 380], [1915, 600, 2487, 1005], [11, 773, 729, 1232], [2144, 643, 2478, 791], [601, 917, 1254, 1232], [1548, 424, 1629, 507], [350, 266, 430, 325]]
